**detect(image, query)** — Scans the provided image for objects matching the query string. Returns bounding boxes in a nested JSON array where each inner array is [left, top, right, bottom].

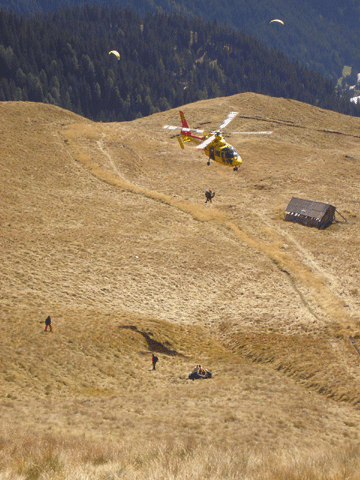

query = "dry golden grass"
[[1, 93, 360, 478]]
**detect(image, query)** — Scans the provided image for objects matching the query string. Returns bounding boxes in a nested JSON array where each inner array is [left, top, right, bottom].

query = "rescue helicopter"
[[163, 111, 273, 171]]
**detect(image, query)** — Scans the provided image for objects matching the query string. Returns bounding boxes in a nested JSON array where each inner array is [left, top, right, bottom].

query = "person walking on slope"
[[152, 353, 158, 370], [45, 315, 52, 332]]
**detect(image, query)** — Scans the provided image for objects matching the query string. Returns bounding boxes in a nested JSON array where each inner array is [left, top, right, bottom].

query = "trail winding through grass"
[[65, 124, 352, 331]]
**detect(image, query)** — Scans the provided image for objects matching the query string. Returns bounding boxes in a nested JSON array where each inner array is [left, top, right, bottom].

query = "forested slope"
[[1, 5, 359, 122], [2, 0, 360, 84]]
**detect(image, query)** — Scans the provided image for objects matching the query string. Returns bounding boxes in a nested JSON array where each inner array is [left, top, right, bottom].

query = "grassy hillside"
[[1, 94, 360, 479]]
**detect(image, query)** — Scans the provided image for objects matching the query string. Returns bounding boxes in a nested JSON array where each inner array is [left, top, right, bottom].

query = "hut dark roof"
[[285, 197, 336, 229], [285, 197, 332, 220]]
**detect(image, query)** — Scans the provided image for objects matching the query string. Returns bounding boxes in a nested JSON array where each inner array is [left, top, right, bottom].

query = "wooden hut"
[[285, 197, 336, 229]]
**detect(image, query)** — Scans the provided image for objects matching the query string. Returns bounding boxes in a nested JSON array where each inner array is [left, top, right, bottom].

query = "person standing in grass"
[[152, 353, 158, 370], [45, 315, 52, 332]]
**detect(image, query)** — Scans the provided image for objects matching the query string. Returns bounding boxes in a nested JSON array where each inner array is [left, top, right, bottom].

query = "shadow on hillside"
[[119, 325, 186, 357]]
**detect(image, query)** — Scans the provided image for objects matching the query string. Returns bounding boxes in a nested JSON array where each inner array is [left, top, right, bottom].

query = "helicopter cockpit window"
[[226, 146, 238, 158]]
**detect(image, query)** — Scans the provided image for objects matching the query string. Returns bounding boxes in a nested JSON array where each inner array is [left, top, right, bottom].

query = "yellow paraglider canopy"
[[109, 50, 120, 60], [270, 19, 284, 25]]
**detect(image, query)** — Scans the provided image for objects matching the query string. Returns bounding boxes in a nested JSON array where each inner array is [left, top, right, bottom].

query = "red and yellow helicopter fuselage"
[[180, 130, 243, 170], [163, 110, 272, 171], [177, 111, 242, 170]]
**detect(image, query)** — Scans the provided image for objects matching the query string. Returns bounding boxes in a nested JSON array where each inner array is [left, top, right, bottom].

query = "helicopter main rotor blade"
[[196, 134, 216, 149], [163, 125, 182, 131], [228, 131, 273, 135], [218, 111, 239, 131]]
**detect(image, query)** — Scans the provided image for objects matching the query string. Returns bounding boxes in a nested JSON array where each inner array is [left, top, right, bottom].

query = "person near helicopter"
[[205, 189, 215, 203]]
